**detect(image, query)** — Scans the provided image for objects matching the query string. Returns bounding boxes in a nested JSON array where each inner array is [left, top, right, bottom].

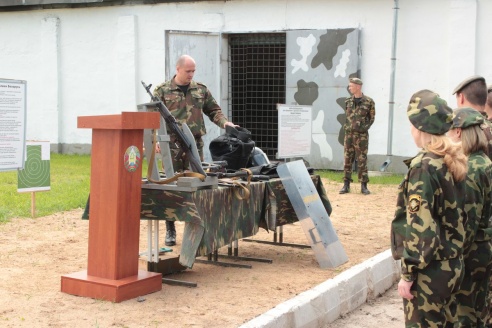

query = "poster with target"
[[17, 141, 50, 192]]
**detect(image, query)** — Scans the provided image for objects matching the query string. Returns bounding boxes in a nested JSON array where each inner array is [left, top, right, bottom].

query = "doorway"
[[228, 33, 286, 159]]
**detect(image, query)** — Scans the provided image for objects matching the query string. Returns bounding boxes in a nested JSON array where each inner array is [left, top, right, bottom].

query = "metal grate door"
[[228, 33, 286, 159]]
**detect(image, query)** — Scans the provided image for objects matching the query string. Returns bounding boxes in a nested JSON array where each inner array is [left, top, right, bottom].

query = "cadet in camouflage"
[[448, 107, 492, 327], [454, 78, 492, 325], [153, 55, 237, 247], [339, 77, 375, 195], [391, 89, 468, 327]]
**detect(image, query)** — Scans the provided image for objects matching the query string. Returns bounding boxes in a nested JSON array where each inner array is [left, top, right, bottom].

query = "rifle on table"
[[141, 81, 206, 177], [208, 170, 271, 182], [203, 161, 270, 182]]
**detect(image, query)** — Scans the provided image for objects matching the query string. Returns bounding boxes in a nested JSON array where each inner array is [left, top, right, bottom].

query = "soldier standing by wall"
[[153, 54, 237, 246], [339, 77, 375, 195]]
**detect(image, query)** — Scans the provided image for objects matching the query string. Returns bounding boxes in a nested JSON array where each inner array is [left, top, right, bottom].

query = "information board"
[[277, 104, 312, 158], [0, 79, 27, 171]]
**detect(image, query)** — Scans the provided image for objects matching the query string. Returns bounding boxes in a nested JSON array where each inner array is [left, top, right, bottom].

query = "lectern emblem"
[[124, 146, 141, 172]]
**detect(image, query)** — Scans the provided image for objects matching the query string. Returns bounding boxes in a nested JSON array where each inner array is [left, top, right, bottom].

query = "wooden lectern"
[[61, 112, 162, 302]]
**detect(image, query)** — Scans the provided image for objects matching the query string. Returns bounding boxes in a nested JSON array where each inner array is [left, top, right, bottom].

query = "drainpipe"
[[380, 0, 399, 172]]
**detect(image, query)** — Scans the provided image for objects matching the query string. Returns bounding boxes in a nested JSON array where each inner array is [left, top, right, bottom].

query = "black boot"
[[165, 220, 176, 246], [339, 180, 350, 194], [361, 182, 370, 195]]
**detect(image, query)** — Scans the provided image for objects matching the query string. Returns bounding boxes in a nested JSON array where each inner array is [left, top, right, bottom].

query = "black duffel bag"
[[209, 126, 255, 171]]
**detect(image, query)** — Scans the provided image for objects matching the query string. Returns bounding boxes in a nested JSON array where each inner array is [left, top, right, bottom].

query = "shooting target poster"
[[17, 141, 50, 192], [0, 79, 27, 171]]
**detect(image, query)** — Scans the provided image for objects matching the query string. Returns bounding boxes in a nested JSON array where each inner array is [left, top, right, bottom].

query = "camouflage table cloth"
[[84, 176, 331, 268], [140, 175, 331, 267]]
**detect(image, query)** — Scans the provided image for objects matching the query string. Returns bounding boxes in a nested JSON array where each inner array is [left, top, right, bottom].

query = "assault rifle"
[[141, 81, 206, 176]]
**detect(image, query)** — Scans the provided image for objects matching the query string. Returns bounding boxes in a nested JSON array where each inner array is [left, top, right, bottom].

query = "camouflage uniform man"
[[453, 75, 492, 158], [453, 77, 492, 325], [448, 107, 492, 327], [153, 54, 237, 246], [391, 90, 468, 327], [339, 77, 375, 195]]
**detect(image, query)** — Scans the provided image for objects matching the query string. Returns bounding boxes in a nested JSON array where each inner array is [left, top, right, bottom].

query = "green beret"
[[407, 89, 453, 135], [452, 75, 485, 95], [452, 107, 484, 129], [349, 78, 363, 85]]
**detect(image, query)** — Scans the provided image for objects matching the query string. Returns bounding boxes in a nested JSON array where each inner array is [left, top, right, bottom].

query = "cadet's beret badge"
[[408, 195, 421, 213]]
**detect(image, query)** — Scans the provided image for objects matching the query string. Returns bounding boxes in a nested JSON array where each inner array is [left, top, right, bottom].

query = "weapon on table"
[[141, 81, 206, 177], [208, 169, 271, 182], [209, 168, 269, 200], [202, 160, 228, 174]]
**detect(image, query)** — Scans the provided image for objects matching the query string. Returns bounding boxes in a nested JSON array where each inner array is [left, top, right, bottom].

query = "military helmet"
[[451, 107, 485, 129], [407, 89, 453, 135]]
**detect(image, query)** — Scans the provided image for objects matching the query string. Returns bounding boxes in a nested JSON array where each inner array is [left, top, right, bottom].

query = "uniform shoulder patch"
[[408, 194, 421, 213]]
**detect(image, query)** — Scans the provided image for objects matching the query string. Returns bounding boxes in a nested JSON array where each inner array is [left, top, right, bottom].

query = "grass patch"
[[316, 169, 404, 185], [0, 154, 91, 222], [0, 153, 157, 223], [0, 154, 402, 223]]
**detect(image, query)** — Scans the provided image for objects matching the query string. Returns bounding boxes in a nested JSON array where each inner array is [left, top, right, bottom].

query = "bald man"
[[153, 55, 236, 246]]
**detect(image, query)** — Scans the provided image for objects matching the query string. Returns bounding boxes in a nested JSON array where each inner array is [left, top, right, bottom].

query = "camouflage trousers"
[[455, 240, 492, 327], [402, 257, 464, 328], [342, 130, 369, 183], [168, 136, 204, 172]]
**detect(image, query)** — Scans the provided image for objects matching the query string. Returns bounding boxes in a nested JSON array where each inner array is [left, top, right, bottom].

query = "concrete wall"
[[0, 0, 490, 173]]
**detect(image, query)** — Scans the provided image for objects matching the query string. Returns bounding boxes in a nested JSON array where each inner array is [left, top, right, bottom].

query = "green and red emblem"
[[124, 146, 141, 172]]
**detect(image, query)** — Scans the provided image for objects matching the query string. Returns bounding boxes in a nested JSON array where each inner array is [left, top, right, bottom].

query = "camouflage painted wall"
[[286, 29, 360, 170]]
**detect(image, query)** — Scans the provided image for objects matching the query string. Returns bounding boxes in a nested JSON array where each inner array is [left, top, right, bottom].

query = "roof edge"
[[0, 0, 216, 12]]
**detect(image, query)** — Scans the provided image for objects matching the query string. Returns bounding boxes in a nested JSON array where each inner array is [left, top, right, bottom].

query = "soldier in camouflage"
[[339, 77, 375, 195], [447, 107, 492, 327], [153, 54, 237, 246], [453, 78, 492, 325], [391, 89, 468, 327]]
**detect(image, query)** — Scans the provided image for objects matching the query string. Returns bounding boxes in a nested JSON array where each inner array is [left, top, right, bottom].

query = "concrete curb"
[[240, 249, 401, 328]]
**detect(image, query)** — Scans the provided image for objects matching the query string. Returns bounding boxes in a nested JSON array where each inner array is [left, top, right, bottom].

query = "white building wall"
[[0, 0, 489, 171], [476, 0, 492, 79]]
